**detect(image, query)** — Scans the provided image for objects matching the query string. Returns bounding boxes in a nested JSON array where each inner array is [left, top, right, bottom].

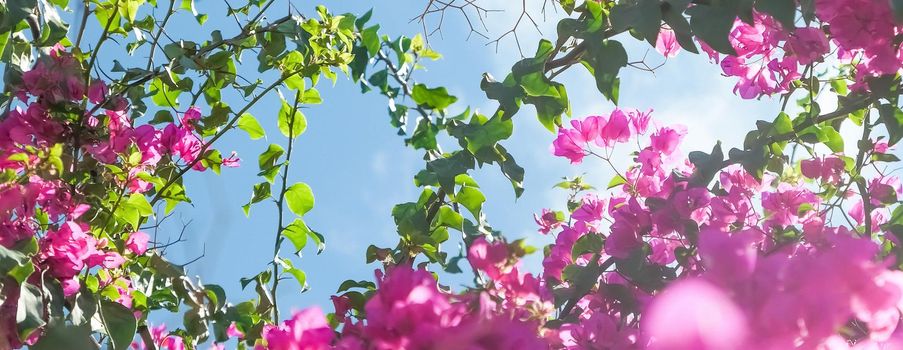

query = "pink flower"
[[626, 108, 653, 135], [222, 151, 241, 168], [656, 27, 680, 58], [650, 126, 686, 155], [126, 231, 150, 255], [332, 295, 352, 322], [598, 109, 632, 146], [227, 322, 244, 339], [533, 208, 562, 234], [181, 107, 202, 125], [644, 279, 748, 350], [786, 27, 830, 65], [801, 156, 845, 184], [131, 324, 185, 350], [467, 237, 509, 280], [572, 194, 607, 223], [552, 127, 588, 164], [258, 308, 333, 350], [362, 266, 458, 349], [761, 183, 819, 227], [698, 228, 760, 286], [433, 317, 547, 350], [88, 80, 108, 104], [874, 140, 889, 153]]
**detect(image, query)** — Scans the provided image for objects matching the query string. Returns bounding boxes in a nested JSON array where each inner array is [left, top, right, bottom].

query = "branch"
[[146, 0, 177, 71], [148, 67, 301, 206], [270, 89, 302, 323]]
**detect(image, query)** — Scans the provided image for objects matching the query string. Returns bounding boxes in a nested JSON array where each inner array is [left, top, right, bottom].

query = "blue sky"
[[124, 0, 787, 322]]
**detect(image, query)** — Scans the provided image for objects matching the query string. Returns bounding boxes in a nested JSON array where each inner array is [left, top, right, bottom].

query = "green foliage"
[[285, 182, 315, 217], [99, 301, 138, 350], [238, 113, 266, 140]]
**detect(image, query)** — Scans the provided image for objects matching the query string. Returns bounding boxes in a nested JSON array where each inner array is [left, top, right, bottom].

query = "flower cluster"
[[540, 108, 903, 349], [653, 4, 903, 99], [0, 45, 239, 347], [329, 264, 549, 350]]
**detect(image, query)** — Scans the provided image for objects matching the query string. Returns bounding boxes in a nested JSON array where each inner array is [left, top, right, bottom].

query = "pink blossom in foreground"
[[786, 27, 830, 65], [258, 308, 333, 350]]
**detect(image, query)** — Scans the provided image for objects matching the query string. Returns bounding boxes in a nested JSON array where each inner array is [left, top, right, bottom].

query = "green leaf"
[[242, 182, 272, 216], [584, 40, 628, 104], [336, 280, 376, 293], [408, 118, 438, 150], [436, 206, 464, 231], [892, 0, 903, 22], [16, 283, 45, 341], [237, 113, 265, 140], [0, 237, 36, 283], [1, 0, 37, 32], [301, 88, 323, 104], [607, 174, 628, 189], [276, 257, 308, 292], [70, 292, 97, 327], [258, 144, 285, 183], [278, 96, 307, 138], [879, 104, 903, 146], [687, 4, 738, 55], [496, 145, 525, 198], [126, 193, 154, 216], [464, 116, 513, 153], [427, 151, 475, 192], [772, 112, 793, 135], [412, 84, 458, 110], [756, 0, 796, 28], [610, 0, 662, 45], [817, 125, 844, 153], [285, 183, 315, 216], [572, 234, 605, 260], [31, 324, 96, 350], [99, 300, 137, 350], [362, 25, 381, 56], [456, 186, 485, 219], [150, 76, 181, 108], [282, 219, 310, 255]]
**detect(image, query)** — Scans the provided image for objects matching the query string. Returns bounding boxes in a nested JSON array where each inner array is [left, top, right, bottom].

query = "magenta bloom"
[[598, 109, 632, 146], [655, 27, 680, 58], [761, 183, 819, 227], [88, 80, 108, 104], [800, 156, 845, 184], [467, 237, 509, 279], [362, 266, 458, 349], [786, 27, 830, 65], [644, 279, 748, 350], [259, 308, 333, 350], [126, 231, 150, 255], [533, 208, 562, 234], [552, 127, 588, 164]]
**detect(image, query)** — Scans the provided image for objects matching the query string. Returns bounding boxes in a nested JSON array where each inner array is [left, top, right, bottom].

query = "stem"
[[86, 0, 122, 79], [765, 94, 876, 145], [248, 0, 278, 28], [146, 0, 177, 71], [138, 326, 158, 350], [270, 90, 301, 322], [74, 1, 91, 48], [854, 112, 874, 237]]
